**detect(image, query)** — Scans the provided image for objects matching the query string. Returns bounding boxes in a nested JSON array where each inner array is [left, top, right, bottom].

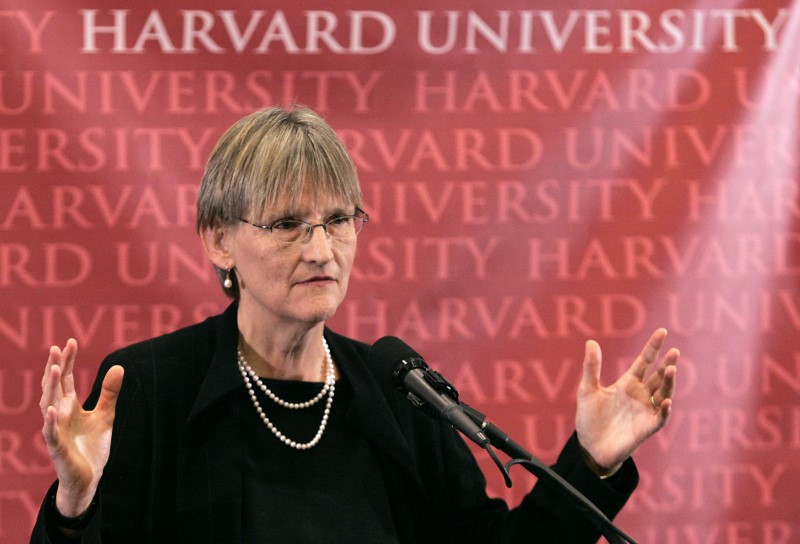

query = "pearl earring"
[[223, 268, 233, 289]]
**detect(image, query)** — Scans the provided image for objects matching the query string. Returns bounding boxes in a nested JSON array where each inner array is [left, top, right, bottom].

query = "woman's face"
[[229, 191, 358, 329]]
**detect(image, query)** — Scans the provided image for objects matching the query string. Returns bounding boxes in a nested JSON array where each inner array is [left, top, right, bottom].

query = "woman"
[[32, 106, 678, 543]]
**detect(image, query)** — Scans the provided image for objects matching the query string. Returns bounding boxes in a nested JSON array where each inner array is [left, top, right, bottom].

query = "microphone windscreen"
[[366, 336, 426, 391], [367, 336, 422, 367]]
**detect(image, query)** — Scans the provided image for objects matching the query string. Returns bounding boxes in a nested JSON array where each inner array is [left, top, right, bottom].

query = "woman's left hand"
[[575, 328, 679, 475]]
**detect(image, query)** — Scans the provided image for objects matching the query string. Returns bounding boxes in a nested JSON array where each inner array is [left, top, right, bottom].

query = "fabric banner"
[[1, 1, 798, 541]]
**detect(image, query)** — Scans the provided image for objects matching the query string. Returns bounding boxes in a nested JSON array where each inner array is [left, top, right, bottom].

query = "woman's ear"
[[199, 223, 235, 270]]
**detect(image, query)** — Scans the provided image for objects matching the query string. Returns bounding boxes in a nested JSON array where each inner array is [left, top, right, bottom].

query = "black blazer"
[[32, 302, 637, 543]]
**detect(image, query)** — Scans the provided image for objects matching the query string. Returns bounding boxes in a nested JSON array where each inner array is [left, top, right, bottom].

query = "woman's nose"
[[301, 223, 334, 261]]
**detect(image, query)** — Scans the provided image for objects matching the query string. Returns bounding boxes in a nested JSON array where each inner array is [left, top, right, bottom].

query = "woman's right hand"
[[39, 339, 124, 518]]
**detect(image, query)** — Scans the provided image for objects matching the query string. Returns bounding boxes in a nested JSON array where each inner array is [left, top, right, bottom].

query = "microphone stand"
[[461, 403, 637, 544]]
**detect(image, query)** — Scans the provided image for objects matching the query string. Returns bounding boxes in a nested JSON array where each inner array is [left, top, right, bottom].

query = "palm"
[[49, 390, 115, 490]]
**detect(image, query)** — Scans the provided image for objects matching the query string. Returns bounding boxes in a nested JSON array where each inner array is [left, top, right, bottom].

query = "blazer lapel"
[[327, 330, 439, 543], [176, 302, 244, 544], [328, 330, 422, 479]]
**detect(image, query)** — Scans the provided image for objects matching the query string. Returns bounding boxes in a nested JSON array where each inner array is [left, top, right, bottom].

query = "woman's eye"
[[328, 215, 351, 225], [272, 220, 302, 230]]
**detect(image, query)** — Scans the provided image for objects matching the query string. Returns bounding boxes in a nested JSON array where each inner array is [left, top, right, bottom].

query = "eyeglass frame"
[[238, 208, 369, 244]]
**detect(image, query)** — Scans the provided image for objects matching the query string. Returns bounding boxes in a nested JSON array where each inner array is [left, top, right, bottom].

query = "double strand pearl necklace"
[[237, 337, 335, 450]]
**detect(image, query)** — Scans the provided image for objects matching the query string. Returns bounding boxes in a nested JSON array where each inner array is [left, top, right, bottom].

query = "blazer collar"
[[186, 301, 243, 424]]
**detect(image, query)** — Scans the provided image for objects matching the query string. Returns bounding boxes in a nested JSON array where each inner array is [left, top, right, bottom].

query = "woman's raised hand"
[[39, 339, 124, 517], [575, 328, 679, 475]]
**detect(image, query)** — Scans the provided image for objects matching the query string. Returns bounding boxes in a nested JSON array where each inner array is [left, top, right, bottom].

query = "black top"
[[241, 376, 400, 543]]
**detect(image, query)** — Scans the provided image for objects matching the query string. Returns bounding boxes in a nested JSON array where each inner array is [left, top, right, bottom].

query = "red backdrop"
[[2, 1, 799, 541]]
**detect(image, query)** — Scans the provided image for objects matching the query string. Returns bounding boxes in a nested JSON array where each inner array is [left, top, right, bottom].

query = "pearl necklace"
[[237, 337, 335, 450]]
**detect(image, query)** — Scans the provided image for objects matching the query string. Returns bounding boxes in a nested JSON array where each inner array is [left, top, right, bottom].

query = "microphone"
[[368, 336, 636, 544], [369, 336, 489, 447]]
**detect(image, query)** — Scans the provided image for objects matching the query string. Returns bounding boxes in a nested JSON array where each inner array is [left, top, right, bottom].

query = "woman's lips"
[[298, 276, 335, 285]]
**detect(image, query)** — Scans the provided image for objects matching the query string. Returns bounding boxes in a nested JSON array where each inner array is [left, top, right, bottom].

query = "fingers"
[[39, 359, 63, 418], [41, 344, 63, 397], [60, 339, 78, 396], [630, 328, 668, 380], [658, 396, 673, 421], [39, 339, 79, 417], [42, 405, 62, 453], [95, 366, 125, 419], [652, 393, 674, 432], [651, 350, 679, 405], [580, 340, 603, 390]]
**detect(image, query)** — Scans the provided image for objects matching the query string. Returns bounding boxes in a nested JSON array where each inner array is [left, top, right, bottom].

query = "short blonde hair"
[[196, 106, 362, 297]]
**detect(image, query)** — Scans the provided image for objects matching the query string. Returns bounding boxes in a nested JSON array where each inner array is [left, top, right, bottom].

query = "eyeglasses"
[[239, 208, 369, 244]]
